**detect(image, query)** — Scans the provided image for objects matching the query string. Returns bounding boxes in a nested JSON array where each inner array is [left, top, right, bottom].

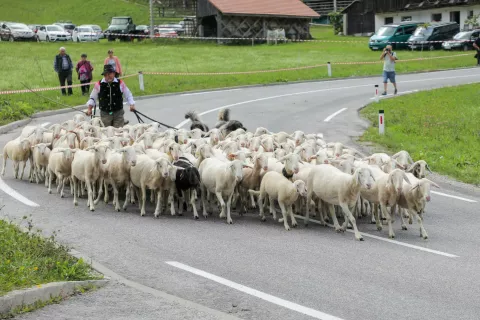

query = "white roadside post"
[[327, 62, 332, 77], [379, 109, 385, 135], [138, 71, 144, 91], [374, 84, 379, 102]]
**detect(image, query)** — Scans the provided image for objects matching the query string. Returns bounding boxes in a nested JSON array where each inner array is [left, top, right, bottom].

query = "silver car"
[[1, 22, 36, 41]]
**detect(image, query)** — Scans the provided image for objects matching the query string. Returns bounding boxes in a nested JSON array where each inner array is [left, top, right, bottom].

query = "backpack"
[[79, 63, 89, 81]]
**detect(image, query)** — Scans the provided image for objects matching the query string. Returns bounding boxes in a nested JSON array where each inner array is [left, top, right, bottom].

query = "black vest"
[[55, 54, 72, 72], [98, 80, 124, 113]]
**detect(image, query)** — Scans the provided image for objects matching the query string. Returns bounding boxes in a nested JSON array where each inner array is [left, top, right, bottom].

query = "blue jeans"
[[383, 71, 396, 83]]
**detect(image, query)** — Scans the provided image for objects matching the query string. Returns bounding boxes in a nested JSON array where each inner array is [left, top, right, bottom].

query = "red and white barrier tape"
[[104, 32, 479, 44], [0, 53, 470, 95]]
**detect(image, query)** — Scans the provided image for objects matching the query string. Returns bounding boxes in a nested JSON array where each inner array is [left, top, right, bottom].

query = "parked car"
[[368, 21, 423, 50], [0, 22, 36, 42], [104, 16, 136, 41], [442, 30, 480, 51], [81, 24, 104, 39], [408, 22, 460, 50], [72, 26, 98, 42], [54, 22, 76, 34], [27, 24, 43, 33], [135, 25, 149, 40], [154, 27, 178, 38], [158, 24, 185, 35], [36, 24, 72, 42]]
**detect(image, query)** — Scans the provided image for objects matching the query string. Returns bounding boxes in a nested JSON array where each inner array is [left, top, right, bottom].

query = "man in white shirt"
[[380, 45, 398, 95], [86, 64, 136, 128]]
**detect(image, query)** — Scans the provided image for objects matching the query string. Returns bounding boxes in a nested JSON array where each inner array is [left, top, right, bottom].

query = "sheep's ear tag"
[[228, 154, 235, 160]]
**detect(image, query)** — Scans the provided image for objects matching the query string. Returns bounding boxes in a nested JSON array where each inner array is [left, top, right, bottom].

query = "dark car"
[[0, 22, 36, 42], [442, 30, 480, 51], [407, 22, 460, 50], [135, 24, 149, 40], [54, 22, 76, 34]]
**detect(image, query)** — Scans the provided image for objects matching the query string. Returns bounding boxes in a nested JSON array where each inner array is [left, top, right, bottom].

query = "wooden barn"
[[196, 0, 320, 40]]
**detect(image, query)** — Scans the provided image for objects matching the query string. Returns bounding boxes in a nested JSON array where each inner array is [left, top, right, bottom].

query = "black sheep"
[[173, 157, 202, 219]]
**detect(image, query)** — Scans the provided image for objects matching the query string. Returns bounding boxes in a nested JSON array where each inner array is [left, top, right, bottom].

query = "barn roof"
[[208, 0, 320, 18]]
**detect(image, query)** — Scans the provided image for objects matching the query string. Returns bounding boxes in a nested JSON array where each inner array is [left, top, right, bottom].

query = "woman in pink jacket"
[[104, 49, 123, 77]]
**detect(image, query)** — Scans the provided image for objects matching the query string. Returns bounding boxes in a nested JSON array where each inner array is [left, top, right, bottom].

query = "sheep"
[[360, 169, 411, 238], [101, 146, 137, 212], [31, 143, 51, 184], [396, 177, 440, 239], [249, 172, 307, 231], [71, 145, 109, 211], [261, 153, 303, 181], [53, 132, 81, 149], [129, 155, 172, 217], [1, 138, 32, 181], [173, 157, 201, 219], [47, 148, 77, 197], [73, 114, 86, 124], [306, 165, 375, 241], [291, 130, 305, 146], [407, 160, 432, 179], [90, 117, 105, 127], [199, 158, 244, 224], [238, 152, 269, 210]]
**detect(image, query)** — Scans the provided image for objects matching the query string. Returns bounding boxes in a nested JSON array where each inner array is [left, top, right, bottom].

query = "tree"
[[328, 11, 344, 35], [464, 13, 480, 29]]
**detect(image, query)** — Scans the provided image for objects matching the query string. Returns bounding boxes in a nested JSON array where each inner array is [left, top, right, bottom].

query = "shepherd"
[[86, 64, 135, 127]]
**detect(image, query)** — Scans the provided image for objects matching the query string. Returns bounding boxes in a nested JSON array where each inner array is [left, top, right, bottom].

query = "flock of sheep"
[[1, 108, 440, 241]]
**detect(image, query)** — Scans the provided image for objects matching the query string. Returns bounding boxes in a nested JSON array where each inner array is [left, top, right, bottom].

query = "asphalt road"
[[3, 68, 480, 320]]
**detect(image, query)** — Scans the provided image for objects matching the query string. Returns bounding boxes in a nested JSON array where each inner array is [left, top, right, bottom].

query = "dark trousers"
[[477, 50, 480, 65], [58, 70, 73, 95], [80, 79, 91, 95]]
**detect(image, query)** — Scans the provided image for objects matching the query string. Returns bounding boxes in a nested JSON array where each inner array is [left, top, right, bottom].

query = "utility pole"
[[334, 0, 337, 12], [149, 0, 155, 39]]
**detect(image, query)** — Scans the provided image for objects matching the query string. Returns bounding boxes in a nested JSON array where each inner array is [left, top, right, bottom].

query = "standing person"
[[473, 36, 480, 65], [380, 44, 398, 95], [104, 49, 123, 78], [53, 47, 73, 96], [86, 65, 135, 128], [75, 53, 94, 96]]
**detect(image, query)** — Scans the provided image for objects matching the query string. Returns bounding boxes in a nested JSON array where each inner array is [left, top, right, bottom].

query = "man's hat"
[[101, 64, 116, 75]]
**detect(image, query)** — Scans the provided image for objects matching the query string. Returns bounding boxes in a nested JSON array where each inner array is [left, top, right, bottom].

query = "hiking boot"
[[394, 89, 398, 95], [381, 91, 387, 95]]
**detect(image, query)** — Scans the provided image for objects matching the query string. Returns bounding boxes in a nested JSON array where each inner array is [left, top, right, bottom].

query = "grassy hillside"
[[0, 0, 151, 29]]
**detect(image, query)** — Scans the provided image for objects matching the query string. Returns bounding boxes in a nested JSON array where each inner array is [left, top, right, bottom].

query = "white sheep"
[[71, 145, 109, 211], [306, 165, 375, 241], [31, 143, 51, 184], [248, 171, 307, 231], [47, 148, 77, 197], [1, 138, 32, 181], [199, 158, 244, 224]]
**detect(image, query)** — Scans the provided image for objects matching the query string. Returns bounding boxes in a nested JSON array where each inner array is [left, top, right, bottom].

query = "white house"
[[374, 4, 480, 31]]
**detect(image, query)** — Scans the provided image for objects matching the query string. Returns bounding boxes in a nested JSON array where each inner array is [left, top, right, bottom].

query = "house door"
[[450, 11, 460, 25]]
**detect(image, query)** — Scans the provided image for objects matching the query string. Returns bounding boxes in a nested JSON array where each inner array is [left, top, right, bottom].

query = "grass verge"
[[0, 216, 101, 297], [0, 26, 476, 126], [359, 83, 480, 186]]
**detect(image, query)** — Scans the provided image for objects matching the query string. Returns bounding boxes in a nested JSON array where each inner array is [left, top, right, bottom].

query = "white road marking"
[[181, 89, 241, 96], [40, 122, 50, 127], [166, 261, 345, 320], [0, 177, 39, 207], [369, 90, 418, 100], [324, 108, 347, 122], [294, 215, 459, 258], [432, 191, 477, 203]]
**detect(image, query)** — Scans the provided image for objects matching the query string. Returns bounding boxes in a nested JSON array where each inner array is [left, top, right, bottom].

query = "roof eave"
[[221, 12, 320, 19]]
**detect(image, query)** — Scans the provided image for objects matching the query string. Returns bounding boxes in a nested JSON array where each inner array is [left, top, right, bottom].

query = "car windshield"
[[453, 32, 471, 40], [63, 25, 75, 30], [413, 27, 433, 36], [91, 26, 101, 31], [9, 24, 28, 30], [78, 28, 92, 32], [376, 26, 396, 37], [47, 26, 63, 31], [111, 18, 128, 25]]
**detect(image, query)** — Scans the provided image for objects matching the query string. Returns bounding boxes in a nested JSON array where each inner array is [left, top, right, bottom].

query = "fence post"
[[374, 84, 379, 102], [252, 37, 254, 47], [327, 62, 332, 77], [379, 109, 385, 135], [138, 71, 144, 91]]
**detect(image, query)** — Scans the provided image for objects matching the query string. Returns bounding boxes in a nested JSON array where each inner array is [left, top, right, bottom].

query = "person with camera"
[[380, 45, 398, 95]]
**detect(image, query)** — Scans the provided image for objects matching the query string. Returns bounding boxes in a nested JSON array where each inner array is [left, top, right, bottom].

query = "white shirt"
[[86, 78, 135, 108], [383, 51, 397, 72]]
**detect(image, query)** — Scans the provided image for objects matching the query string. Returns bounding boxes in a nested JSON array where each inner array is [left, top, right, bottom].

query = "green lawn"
[[360, 84, 480, 186], [0, 26, 474, 126], [0, 217, 100, 297]]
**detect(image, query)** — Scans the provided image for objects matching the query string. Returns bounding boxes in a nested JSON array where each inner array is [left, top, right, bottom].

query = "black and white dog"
[[185, 111, 209, 132], [214, 108, 247, 136]]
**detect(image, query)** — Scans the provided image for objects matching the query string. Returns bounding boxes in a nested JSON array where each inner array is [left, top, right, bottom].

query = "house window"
[[468, 11, 474, 19], [401, 16, 412, 21], [432, 13, 442, 21], [385, 17, 394, 24]]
